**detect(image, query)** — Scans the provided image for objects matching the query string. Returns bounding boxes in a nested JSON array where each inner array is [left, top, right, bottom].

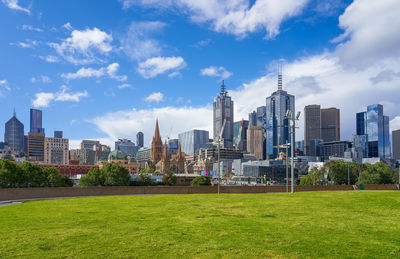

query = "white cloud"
[[20, 24, 42, 32], [138, 56, 186, 78], [91, 105, 213, 146], [63, 22, 73, 31], [390, 117, 400, 133], [32, 86, 88, 107], [12, 39, 38, 49], [121, 21, 166, 61], [61, 63, 127, 81], [31, 76, 52, 83], [334, 0, 400, 68], [200, 66, 232, 80], [0, 79, 11, 97], [120, 0, 309, 38], [40, 55, 60, 63], [118, 83, 132, 89], [50, 27, 113, 64], [1, 0, 30, 14], [145, 92, 164, 103]]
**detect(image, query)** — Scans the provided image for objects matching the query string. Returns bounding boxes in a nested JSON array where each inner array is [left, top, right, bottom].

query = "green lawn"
[[1, 191, 400, 258]]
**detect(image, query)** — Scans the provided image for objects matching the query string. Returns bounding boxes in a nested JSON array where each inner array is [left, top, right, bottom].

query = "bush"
[[80, 163, 131, 187], [191, 175, 211, 186], [162, 171, 177, 186], [132, 173, 157, 186]]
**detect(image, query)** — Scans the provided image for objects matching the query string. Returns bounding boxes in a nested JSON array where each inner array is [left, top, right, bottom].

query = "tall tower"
[[136, 132, 144, 147], [213, 81, 234, 148], [265, 71, 295, 159], [151, 119, 163, 162], [4, 111, 24, 152], [30, 108, 44, 134]]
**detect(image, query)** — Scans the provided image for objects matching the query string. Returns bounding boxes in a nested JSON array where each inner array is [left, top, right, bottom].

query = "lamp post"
[[285, 110, 300, 194], [273, 142, 290, 192]]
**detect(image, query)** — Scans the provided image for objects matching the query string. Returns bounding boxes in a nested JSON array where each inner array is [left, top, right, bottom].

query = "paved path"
[[0, 201, 22, 207]]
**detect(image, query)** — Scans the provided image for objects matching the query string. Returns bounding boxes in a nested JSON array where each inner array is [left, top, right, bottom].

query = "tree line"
[[300, 160, 398, 185], [0, 159, 73, 188]]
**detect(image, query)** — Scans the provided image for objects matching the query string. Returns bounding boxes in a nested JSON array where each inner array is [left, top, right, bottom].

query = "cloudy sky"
[[1, 0, 400, 149]]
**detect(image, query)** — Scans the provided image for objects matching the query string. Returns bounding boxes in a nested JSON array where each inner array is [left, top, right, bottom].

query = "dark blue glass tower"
[[355, 104, 390, 158], [4, 111, 24, 152], [30, 109, 45, 134]]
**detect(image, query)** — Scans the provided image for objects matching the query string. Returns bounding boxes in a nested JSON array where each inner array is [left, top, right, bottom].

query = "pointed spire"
[[176, 143, 184, 161], [162, 141, 169, 160], [13, 108, 16, 117], [153, 119, 161, 141], [278, 63, 283, 90], [221, 80, 226, 95]]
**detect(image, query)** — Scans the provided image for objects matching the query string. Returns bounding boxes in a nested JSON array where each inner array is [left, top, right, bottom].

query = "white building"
[[44, 137, 69, 164]]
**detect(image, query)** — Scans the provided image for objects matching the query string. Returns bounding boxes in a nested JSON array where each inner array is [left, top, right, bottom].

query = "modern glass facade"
[[213, 81, 234, 148], [265, 85, 295, 159], [30, 109, 44, 133], [136, 132, 144, 147], [233, 120, 249, 151], [4, 114, 24, 152], [179, 129, 209, 156], [54, 131, 63, 138], [355, 104, 390, 158], [115, 139, 139, 156]]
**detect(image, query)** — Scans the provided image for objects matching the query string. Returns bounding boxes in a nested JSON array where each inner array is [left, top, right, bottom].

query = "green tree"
[[162, 171, 177, 185], [80, 168, 104, 187], [102, 163, 131, 186], [0, 159, 22, 188], [300, 168, 327, 185], [133, 173, 156, 186], [324, 161, 357, 185], [44, 167, 73, 187], [191, 175, 211, 186], [356, 162, 396, 185], [19, 162, 46, 187], [139, 168, 155, 174]]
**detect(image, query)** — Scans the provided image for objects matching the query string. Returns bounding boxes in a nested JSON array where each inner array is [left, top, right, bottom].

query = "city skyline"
[[1, 0, 400, 149]]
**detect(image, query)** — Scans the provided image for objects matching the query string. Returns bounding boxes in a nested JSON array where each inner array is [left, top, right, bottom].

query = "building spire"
[[162, 140, 169, 161], [278, 63, 283, 90], [13, 108, 16, 117], [153, 119, 161, 141], [221, 80, 226, 95]]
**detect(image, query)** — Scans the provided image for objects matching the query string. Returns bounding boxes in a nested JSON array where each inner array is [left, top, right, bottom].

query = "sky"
[[1, 0, 400, 150]]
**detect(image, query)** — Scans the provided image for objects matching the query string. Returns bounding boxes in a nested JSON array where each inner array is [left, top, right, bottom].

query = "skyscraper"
[[356, 104, 390, 158], [54, 131, 63, 138], [213, 81, 234, 148], [30, 109, 45, 134], [304, 105, 321, 156], [4, 111, 24, 152], [136, 132, 144, 147], [265, 71, 295, 159], [247, 126, 263, 160], [321, 108, 340, 142], [304, 105, 340, 156], [178, 129, 209, 156], [393, 129, 400, 160], [233, 120, 249, 151], [115, 139, 139, 156], [28, 132, 45, 162]]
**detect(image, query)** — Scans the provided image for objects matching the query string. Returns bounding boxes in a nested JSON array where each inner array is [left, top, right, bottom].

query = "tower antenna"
[[278, 62, 283, 90]]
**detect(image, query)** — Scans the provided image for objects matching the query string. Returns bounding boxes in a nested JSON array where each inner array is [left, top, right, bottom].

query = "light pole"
[[285, 110, 300, 194], [347, 162, 350, 185], [217, 138, 221, 195], [273, 142, 290, 192]]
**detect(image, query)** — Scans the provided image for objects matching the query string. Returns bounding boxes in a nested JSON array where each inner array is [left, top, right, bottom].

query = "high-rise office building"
[[233, 120, 249, 151], [213, 81, 234, 148], [178, 129, 209, 156], [248, 106, 267, 159], [356, 104, 390, 158], [321, 108, 340, 142], [265, 72, 295, 159], [392, 129, 400, 160], [248, 111, 257, 126], [115, 139, 139, 156], [80, 140, 100, 150], [247, 126, 263, 160], [44, 137, 69, 164], [4, 111, 24, 152], [28, 132, 45, 162], [54, 131, 63, 138], [136, 132, 144, 147], [304, 105, 321, 156], [30, 109, 44, 134], [304, 105, 340, 156]]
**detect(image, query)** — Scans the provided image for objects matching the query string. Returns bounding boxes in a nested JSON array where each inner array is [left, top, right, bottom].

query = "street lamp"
[[285, 110, 300, 193], [273, 142, 290, 192]]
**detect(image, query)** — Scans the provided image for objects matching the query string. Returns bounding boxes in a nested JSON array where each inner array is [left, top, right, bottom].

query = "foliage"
[[190, 175, 211, 186], [299, 168, 327, 186], [162, 171, 177, 186], [132, 173, 157, 186], [80, 163, 131, 187], [139, 168, 155, 174], [0, 160, 72, 188], [356, 162, 396, 185]]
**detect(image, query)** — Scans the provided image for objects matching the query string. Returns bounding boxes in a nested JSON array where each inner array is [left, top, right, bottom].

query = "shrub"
[[191, 175, 211, 186]]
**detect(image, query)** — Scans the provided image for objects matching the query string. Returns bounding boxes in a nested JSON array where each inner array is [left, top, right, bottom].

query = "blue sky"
[[1, 0, 400, 149]]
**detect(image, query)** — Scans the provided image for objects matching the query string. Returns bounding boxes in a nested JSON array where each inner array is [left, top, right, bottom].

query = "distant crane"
[[234, 119, 244, 151]]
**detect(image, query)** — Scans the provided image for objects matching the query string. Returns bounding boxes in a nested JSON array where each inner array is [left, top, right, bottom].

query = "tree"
[[299, 168, 327, 185], [133, 173, 156, 186], [162, 171, 177, 185], [139, 168, 155, 174], [324, 161, 357, 185], [80, 168, 104, 187], [102, 163, 131, 186], [356, 162, 396, 185], [0, 159, 22, 188], [191, 175, 211, 186], [19, 162, 47, 187], [44, 167, 73, 187]]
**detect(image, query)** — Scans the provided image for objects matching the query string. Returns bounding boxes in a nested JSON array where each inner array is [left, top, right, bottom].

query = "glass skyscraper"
[[178, 129, 209, 156], [213, 81, 234, 148], [115, 139, 139, 156], [30, 109, 44, 134], [356, 104, 390, 158], [265, 73, 295, 159], [4, 112, 24, 152], [233, 120, 249, 151], [136, 132, 144, 147]]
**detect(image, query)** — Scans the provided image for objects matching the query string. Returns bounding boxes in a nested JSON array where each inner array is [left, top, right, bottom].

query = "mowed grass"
[[1, 191, 400, 258]]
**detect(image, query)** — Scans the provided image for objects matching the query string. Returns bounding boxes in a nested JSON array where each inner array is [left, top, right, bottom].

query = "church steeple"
[[151, 119, 163, 162], [175, 143, 185, 161], [162, 141, 169, 161]]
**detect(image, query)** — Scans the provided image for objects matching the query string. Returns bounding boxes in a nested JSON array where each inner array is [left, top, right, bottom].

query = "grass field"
[[1, 191, 400, 258]]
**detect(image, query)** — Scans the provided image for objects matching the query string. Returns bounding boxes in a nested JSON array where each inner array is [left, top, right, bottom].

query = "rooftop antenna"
[[278, 62, 283, 90], [13, 108, 16, 117], [221, 80, 226, 95]]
